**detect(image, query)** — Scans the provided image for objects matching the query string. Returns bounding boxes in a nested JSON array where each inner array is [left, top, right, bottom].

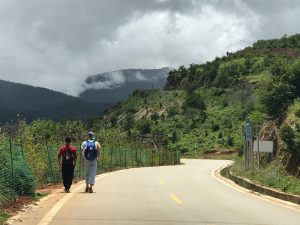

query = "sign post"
[[244, 117, 253, 170]]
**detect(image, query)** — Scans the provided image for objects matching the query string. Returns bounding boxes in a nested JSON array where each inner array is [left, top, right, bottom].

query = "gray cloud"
[[0, 0, 299, 96]]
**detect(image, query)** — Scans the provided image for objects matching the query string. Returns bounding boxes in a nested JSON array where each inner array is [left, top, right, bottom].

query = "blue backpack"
[[84, 140, 97, 160]]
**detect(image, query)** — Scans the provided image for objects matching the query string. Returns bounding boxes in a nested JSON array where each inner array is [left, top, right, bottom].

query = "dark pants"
[[61, 164, 74, 190]]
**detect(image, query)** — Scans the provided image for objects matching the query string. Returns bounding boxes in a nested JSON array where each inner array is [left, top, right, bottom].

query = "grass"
[[0, 211, 10, 224], [32, 192, 49, 201], [231, 157, 300, 195], [201, 153, 238, 160]]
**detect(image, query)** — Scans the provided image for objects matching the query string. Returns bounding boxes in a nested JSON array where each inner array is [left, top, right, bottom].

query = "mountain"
[[98, 34, 300, 177], [79, 67, 170, 103], [0, 79, 113, 122]]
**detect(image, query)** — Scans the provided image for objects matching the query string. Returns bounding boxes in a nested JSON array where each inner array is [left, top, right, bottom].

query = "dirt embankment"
[[259, 122, 300, 178]]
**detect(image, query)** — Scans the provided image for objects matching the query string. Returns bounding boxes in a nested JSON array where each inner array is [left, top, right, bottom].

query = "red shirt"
[[58, 144, 77, 160]]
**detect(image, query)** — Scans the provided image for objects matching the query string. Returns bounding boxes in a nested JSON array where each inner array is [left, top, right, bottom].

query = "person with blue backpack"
[[81, 131, 101, 193]]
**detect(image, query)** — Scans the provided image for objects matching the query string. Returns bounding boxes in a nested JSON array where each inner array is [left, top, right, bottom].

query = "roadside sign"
[[253, 141, 273, 153], [245, 117, 252, 141]]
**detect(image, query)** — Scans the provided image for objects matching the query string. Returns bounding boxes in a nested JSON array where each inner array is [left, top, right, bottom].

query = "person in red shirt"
[[58, 137, 77, 193]]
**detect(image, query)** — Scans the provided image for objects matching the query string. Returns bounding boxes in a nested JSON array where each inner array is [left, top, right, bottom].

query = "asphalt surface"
[[11, 159, 300, 225]]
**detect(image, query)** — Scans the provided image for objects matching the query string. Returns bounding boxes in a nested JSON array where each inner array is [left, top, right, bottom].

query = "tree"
[[137, 120, 151, 134], [260, 82, 294, 120], [110, 116, 118, 127], [183, 93, 206, 112], [123, 114, 135, 131], [171, 130, 178, 143]]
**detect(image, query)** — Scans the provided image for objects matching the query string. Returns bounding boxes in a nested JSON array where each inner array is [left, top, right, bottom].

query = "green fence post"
[[78, 144, 81, 178], [46, 143, 55, 184], [101, 146, 104, 173], [151, 149, 154, 166], [9, 134, 15, 196], [135, 147, 138, 167], [139, 148, 142, 166], [113, 146, 117, 169], [124, 148, 127, 168], [118, 147, 122, 168], [158, 149, 161, 165], [110, 147, 113, 171], [131, 148, 134, 167]]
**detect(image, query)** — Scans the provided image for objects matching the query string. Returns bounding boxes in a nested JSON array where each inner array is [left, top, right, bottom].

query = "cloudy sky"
[[0, 0, 299, 96]]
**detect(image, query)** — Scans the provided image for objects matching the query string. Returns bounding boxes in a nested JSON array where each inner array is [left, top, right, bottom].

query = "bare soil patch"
[[4, 183, 63, 216]]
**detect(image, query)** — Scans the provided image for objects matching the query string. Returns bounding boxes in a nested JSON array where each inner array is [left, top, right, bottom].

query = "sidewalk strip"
[[38, 170, 124, 225]]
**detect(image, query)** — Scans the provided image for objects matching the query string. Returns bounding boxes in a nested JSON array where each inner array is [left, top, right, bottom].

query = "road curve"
[[13, 159, 300, 225]]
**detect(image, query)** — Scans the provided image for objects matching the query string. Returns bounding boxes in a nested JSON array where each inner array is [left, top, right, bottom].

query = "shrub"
[[110, 116, 118, 127], [211, 123, 220, 132], [151, 112, 160, 121], [123, 114, 135, 130], [127, 107, 138, 114], [132, 89, 141, 97], [137, 120, 151, 134], [221, 118, 233, 129], [13, 153, 36, 196], [279, 125, 295, 149], [295, 109, 300, 118], [171, 130, 178, 143], [167, 107, 179, 117], [226, 136, 234, 147], [183, 93, 206, 111]]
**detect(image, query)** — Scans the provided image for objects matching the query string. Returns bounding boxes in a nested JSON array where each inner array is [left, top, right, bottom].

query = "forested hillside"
[[1, 34, 300, 215], [99, 34, 300, 176], [0, 80, 113, 122]]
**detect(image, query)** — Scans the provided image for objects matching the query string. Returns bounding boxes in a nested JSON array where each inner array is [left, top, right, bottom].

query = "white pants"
[[84, 159, 97, 185]]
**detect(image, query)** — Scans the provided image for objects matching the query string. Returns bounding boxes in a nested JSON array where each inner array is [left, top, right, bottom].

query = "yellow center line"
[[159, 179, 165, 187], [170, 193, 183, 204]]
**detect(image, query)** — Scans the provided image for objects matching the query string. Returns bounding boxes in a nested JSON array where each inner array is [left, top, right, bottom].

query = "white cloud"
[[96, 5, 259, 69], [83, 71, 126, 90], [0, 0, 298, 96]]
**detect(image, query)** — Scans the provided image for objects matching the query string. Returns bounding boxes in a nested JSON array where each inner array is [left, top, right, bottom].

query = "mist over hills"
[[79, 67, 170, 103], [0, 67, 170, 122]]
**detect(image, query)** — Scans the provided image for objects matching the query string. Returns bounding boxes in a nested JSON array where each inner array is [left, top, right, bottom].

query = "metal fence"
[[0, 138, 180, 210], [45, 144, 181, 184], [0, 138, 35, 209]]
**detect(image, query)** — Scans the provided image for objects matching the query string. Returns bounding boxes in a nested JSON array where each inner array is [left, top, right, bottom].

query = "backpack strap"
[[65, 145, 71, 154]]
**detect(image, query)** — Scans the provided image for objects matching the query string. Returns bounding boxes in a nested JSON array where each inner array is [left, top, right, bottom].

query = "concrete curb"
[[220, 166, 300, 205]]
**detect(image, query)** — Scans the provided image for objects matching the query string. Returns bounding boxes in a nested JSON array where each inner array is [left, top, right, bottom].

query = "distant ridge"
[[79, 67, 171, 103], [0, 79, 113, 122]]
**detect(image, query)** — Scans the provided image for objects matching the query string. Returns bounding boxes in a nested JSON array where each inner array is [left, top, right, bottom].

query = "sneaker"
[[89, 187, 93, 193], [85, 187, 89, 193], [65, 189, 70, 193]]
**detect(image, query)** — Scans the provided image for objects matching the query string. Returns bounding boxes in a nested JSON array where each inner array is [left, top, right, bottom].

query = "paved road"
[[14, 159, 300, 225]]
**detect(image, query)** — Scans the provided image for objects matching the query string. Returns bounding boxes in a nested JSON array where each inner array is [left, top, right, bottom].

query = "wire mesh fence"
[[0, 137, 180, 210], [0, 138, 35, 209]]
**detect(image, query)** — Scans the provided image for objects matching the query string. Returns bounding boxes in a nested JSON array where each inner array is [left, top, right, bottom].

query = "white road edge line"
[[37, 170, 125, 225], [211, 165, 300, 214]]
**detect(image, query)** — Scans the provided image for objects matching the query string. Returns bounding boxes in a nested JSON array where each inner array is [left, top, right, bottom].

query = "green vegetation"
[[252, 33, 300, 50], [0, 211, 10, 224], [285, 100, 300, 150], [0, 118, 180, 210], [102, 37, 300, 157], [32, 192, 49, 202], [231, 157, 300, 195], [100, 33, 300, 190], [0, 134, 35, 210], [1, 33, 300, 212]]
